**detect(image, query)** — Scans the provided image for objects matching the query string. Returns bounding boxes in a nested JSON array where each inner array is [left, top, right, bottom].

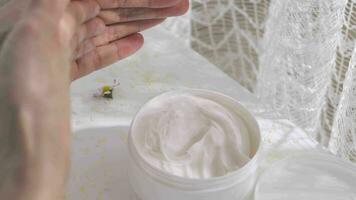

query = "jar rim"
[[128, 89, 262, 189]]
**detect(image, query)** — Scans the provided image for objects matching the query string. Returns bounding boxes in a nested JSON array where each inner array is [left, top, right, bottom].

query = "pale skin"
[[0, 0, 188, 199]]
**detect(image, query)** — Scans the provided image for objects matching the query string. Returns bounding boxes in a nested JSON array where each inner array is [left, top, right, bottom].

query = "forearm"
[[0, 78, 71, 200], [0, 88, 22, 198]]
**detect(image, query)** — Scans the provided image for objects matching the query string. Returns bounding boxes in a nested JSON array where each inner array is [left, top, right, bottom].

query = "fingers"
[[92, 19, 164, 47], [65, 0, 102, 54], [97, 0, 181, 9], [75, 19, 162, 58], [99, 0, 189, 24], [71, 17, 106, 56], [72, 33, 144, 80], [66, 0, 100, 27], [75, 38, 96, 59], [70, 0, 188, 80]]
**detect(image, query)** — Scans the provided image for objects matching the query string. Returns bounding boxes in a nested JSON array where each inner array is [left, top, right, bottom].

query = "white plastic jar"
[[128, 89, 261, 200]]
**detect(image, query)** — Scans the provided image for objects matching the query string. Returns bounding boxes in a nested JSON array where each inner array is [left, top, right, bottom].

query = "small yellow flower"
[[94, 80, 120, 99]]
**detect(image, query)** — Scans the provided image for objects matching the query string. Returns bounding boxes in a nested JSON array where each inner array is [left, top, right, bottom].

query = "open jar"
[[128, 89, 261, 200]]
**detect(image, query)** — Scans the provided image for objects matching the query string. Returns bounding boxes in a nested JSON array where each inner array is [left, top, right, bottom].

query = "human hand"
[[0, 0, 149, 80], [0, 0, 105, 199], [97, 0, 189, 24], [0, 0, 189, 199], [72, 0, 189, 79]]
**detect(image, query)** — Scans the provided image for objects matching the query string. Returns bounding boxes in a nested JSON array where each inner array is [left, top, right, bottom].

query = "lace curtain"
[[165, 0, 356, 162]]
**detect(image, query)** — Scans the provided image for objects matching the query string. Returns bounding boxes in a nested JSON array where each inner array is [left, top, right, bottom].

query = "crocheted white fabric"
[[329, 47, 356, 162], [190, 0, 270, 92], [257, 0, 345, 140], [164, 0, 356, 162]]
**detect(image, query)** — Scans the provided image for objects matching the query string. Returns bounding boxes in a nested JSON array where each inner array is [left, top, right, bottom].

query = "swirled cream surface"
[[131, 93, 251, 179]]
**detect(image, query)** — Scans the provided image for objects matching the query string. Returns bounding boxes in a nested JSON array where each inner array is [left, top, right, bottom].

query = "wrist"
[[0, 78, 70, 200]]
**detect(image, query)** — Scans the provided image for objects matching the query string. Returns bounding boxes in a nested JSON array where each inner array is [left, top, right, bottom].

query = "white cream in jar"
[[130, 93, 251, 179]]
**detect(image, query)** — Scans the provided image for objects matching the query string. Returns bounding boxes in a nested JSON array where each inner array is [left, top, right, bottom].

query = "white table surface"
[[70, 26, 259, 129], [68, 26, 320, 200]]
